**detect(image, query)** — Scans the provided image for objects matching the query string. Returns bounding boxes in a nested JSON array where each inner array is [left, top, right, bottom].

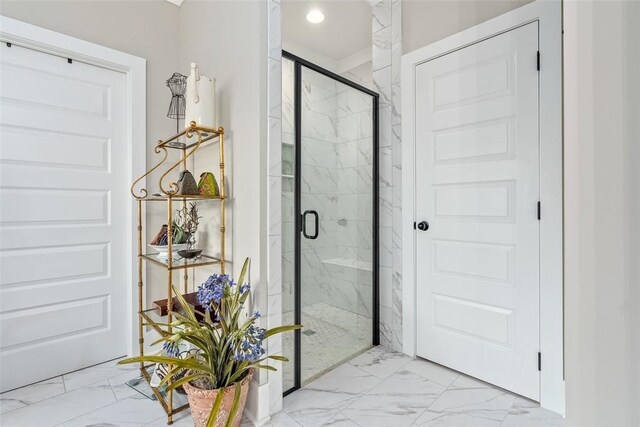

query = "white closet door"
[[414, 22, 540, 399], [0, 44, 128, 392]]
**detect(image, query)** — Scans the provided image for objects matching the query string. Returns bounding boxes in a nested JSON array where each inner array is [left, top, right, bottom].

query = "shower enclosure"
[[281, 52, 379, 394]]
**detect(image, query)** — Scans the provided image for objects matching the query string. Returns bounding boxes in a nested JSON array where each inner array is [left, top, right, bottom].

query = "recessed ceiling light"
[[306, 9, 325, 24]]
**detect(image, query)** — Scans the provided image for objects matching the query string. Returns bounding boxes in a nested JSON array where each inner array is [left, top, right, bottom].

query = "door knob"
[[417, 221, 429, 231]]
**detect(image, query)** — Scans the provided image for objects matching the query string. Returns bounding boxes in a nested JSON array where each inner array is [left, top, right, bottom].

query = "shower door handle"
[[302, 210, 319, 240]]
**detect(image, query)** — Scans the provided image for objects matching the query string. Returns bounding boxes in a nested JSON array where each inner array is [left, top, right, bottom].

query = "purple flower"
[[163, 341, 180, 358], [197, 273, 235, 310], [231, 325, 266, 362]]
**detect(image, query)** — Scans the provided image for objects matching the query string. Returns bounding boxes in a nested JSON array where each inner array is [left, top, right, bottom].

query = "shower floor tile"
[[283, 302, 373, 388]]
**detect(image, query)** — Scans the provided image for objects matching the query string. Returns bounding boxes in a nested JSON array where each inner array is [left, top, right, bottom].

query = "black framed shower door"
[[282, 50, 380, 396]]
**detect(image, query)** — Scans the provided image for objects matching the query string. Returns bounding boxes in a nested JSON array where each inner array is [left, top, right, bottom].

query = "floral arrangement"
[[118, 258, 300, 426]]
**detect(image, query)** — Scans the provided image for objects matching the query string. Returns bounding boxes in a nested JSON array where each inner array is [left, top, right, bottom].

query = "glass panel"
[[281, 57, 296, 392], [299, 67, 374, 384]]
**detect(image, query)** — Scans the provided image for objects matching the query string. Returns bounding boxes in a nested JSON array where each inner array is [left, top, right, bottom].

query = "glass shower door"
[[298, 66, 376, 384]]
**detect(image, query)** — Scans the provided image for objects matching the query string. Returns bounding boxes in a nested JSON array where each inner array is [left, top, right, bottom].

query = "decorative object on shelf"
[[149, 243, 188, 261], [150, 224, 168, 246], [166, 72, 187, 133], [153, 292, 200, 318], [119, 258, 301, 427], [176, 202, 201, 249], [178, 248, 203, 259], [176, 170, 199, 195], [198, 172, 220, 197], [148, 217, 192, 260], [185, 63, 216, 128]]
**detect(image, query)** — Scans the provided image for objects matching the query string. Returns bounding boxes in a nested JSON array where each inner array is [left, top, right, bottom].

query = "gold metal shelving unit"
[[130, 122, 226, 425]]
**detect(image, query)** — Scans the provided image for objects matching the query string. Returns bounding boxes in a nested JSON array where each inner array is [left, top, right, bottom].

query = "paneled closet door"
[[0, 44, 128, 391], [414, 22, 541, 400]]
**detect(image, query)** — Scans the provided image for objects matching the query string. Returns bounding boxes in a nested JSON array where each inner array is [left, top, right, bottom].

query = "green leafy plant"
[[118, 258, 300, 426], [171, 220, 188, 244]]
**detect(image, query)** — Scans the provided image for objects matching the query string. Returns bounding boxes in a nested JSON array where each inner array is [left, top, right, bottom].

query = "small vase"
[[183, 369, 253, 427]]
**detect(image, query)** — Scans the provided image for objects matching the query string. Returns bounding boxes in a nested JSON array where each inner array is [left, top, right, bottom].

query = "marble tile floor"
[[0, 346, 564, 427], [281, 346, 565, 427]]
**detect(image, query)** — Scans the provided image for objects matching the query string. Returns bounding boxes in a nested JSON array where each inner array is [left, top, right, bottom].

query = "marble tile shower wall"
[[372, 0, 403, 351], [333, 81, 375, 319], [281, 61, 375, 321]]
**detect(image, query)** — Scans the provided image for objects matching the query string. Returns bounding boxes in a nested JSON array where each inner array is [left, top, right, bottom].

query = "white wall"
[[563, 1, 640, 426], [178, 0, 269, 422], [402, 0, 533, 53], [178, 0, 267, 302], [1, 0, 271, 422]]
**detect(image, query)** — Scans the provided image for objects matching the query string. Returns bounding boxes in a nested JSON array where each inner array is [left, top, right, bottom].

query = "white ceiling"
[[282, 0, 372, 62]]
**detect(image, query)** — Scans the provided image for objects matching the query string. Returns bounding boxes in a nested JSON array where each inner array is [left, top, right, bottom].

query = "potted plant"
[[118, 258, 300, 427]]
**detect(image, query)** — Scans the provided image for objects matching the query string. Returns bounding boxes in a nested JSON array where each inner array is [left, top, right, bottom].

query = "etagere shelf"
[[130, 122, 227, 425]]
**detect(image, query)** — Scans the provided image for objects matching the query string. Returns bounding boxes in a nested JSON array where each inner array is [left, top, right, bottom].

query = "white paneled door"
[[415, 23, 540, 400], [0, 44, 128, 391]]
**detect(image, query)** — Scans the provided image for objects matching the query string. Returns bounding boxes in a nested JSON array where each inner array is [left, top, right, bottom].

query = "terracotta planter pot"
[[183, 370, 254, 427]]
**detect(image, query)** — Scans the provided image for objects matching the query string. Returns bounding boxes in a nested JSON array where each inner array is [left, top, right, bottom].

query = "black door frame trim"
[[282, 50, 380, 396]]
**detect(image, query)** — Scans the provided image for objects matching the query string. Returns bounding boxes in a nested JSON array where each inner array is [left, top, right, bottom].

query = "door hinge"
[[537, 51, 540, 71], [537, 201, 541, 220], [538, 352, 542, 371]]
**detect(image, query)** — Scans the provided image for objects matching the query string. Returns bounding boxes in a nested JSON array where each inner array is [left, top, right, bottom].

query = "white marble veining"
[[0, 347, 564, 426], [62, 359, 137, 392], [268, 57, 282, 120], [372, 0, 392, 34], [373, 66, 392, 108], [1, 380, 116, 427], [348, 346, 411, 380], [391, 1, 402, 45], [392, 42, 402, 85], [373, 26, 392, 72], [322, 413, 359, 427], [372, 0, 396, 352], [281, 346, 564, 427], [267, 0, 281, 61], [341, 369, 446, 427], [0, 376, 65, 415], [373, 0, 404, 352], [501, 397, 565, 427], [285, 388, 359, 427], [379, 224, 393, 267], [58, 396, 162, 426], [268, 116, 282, 177]]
